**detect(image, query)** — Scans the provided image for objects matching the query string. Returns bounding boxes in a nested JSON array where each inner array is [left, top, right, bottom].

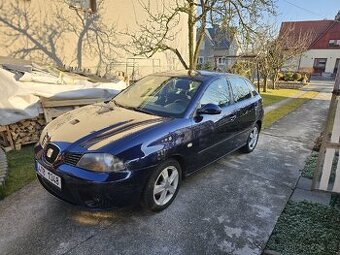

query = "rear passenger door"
[[228, 76, 257, 147]]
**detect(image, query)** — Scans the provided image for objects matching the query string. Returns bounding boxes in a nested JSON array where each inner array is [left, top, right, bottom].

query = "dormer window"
[[329, 39, 340, 47]]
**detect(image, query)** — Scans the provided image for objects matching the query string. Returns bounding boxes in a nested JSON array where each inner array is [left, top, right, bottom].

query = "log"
[[0, 115, 46, 150]]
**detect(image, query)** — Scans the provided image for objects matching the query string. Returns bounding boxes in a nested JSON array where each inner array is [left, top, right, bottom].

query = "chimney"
[[335, 11, 340, 21]]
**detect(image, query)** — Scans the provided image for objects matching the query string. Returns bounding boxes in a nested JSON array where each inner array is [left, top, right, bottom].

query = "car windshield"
[[113, 75, 202, 117]]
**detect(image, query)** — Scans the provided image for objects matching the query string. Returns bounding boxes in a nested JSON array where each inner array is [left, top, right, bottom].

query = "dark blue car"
[[34, 71, 263, 211]]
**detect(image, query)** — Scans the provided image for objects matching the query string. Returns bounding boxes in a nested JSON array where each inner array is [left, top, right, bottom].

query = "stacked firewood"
[[7, 115, 46, 149]]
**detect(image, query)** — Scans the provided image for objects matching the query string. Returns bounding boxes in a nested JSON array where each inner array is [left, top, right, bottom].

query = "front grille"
[[44, 143, 60, 164], [64, 152, 83, 166]]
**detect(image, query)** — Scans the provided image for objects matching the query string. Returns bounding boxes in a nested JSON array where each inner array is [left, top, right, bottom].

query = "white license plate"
[[37, 163, 62, 189]]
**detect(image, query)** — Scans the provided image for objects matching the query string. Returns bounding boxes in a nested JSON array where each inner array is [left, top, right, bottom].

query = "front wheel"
[[142, 159, 181, 212], [241, 124, 260, 153]]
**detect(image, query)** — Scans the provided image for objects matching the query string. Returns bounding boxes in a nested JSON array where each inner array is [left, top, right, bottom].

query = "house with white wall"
[[280, 12, 340, 77], [197, 26, 240, 71]]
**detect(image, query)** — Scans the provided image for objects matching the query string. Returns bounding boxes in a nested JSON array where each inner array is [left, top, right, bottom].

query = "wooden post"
[[312, 62, 340, 191]]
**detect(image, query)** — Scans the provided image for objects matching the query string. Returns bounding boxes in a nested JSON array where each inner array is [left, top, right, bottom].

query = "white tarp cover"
[[0, 68, 127, 125]]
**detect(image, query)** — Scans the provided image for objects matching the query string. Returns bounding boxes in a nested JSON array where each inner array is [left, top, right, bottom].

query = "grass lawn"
[[263, 91, 318, 129], [266, 201, 340, 255], [0, 145, 35, 200], [261, 89, 300, 107]]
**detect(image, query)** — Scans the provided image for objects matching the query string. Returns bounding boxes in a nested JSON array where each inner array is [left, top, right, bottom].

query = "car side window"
[[229, 76, 252, 103], [244, 78, 258, 96], [200, 79, 231, 107]]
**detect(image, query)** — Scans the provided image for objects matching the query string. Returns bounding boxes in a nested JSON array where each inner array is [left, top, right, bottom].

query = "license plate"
[[37, 163, 62, 189]]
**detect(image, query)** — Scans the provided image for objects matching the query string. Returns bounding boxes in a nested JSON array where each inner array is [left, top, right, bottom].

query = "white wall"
[[0, 0, 189, 78], [300, 49, 340, 73]]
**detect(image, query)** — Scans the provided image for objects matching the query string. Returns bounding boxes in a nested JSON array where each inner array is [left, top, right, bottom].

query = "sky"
[[274, 0, 339, 25]]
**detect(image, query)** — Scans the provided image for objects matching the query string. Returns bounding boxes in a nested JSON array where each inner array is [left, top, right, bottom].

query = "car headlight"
[[76, 153, 125, 172]]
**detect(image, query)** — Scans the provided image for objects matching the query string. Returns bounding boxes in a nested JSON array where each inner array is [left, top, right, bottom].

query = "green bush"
[[204, 62, 213, 71], [284, 72, 294, 81], [292, 73, 302, 81]]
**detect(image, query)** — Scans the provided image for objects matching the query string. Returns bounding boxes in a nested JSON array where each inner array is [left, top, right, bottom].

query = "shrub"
[[284, 72, 294, 81], [204, 62, 213, 71], [292, 73, 302, 81]]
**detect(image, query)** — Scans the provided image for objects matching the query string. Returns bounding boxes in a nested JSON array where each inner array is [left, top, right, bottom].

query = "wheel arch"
[[256, 120, 262, 131], [168, 154, 186, 179]]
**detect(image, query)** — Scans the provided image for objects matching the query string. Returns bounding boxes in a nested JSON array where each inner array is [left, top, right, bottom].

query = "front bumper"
[[35, 159, 153, 209]]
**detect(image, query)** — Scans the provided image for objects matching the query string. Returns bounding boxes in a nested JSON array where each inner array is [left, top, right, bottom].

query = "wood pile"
[[1, 98, 104, 151], [0, 115, 46, 151]]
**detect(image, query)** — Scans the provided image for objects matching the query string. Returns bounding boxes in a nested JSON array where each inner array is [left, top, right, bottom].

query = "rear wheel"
[[241, 124, 259, 153], [142, 159, 181, 212]]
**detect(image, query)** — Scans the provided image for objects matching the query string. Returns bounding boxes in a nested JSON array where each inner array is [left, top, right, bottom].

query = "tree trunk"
[[187, 1, 195, 71], [272, 70, 278, 89], [262, 76, 268, 93], [192, 1, 207, 71], [256, 63, 261, 94]]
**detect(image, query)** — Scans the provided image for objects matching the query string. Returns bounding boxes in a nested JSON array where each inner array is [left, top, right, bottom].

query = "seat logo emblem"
[[46, 148, 54, 158]]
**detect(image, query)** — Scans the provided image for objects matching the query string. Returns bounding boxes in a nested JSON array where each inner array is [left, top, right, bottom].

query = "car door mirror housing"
[[197, 103, 222, 115]]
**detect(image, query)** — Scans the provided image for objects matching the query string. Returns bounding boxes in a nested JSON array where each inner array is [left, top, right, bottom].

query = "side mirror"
[[197, 103, 222, 115]]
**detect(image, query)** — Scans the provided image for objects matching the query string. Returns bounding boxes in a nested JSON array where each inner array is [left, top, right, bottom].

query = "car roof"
[[151, 70, 243, 83]]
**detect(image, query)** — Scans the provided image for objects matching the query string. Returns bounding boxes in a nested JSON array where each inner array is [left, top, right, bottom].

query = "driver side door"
[[190, 78, 239, 172]]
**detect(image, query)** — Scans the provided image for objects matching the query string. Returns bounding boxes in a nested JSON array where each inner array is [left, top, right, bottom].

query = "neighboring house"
[[280, 11, 340, 77], [0, 0, 189, 78], [197, 26, 240, 70]]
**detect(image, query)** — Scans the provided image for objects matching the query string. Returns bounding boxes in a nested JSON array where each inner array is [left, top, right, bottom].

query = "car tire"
[[241, 124, 260, 153], [142, 159, 182, 212]]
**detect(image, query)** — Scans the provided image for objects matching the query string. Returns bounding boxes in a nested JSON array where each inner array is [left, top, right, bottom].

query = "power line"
[[282, 0, 325, 18]]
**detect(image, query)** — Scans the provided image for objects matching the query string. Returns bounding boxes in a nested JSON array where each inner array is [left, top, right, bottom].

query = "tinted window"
[[200, 79, 231, 107], [229, 76, 252, 102]]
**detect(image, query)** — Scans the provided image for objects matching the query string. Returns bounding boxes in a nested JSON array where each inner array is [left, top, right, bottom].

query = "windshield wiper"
[[133, 107, 156, 116], [113, 100, 158, 116]]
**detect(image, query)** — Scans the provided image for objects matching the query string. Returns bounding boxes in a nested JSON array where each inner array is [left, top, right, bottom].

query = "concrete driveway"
[[0, 81, 332, 255]]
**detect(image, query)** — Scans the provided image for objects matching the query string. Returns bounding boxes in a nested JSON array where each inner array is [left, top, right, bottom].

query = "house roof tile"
[[279, 20, 340, 49]]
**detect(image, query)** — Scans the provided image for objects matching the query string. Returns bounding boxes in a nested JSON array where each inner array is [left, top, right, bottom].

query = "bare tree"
[[126, 0, 275, 71], [268, 24, 313, 89], [0, 0, 117, 74], [254, 25, 313, 92]]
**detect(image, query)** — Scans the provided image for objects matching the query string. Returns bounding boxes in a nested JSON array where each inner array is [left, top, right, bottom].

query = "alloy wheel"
[[153, 166, 179, 206], [248, 126, 259, 150]]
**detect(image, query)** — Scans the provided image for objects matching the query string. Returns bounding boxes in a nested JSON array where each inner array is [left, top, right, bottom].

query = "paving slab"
[[290, 188, 331, 205], [296, 176, 313, 191], [0, 82, 331, 255]]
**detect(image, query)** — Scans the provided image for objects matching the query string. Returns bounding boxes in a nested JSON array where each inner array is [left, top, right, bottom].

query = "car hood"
[[41, 103, 167, 151]]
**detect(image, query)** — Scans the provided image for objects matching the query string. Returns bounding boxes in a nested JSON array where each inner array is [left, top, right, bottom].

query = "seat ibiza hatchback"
[[35, 71, 263, 211]]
